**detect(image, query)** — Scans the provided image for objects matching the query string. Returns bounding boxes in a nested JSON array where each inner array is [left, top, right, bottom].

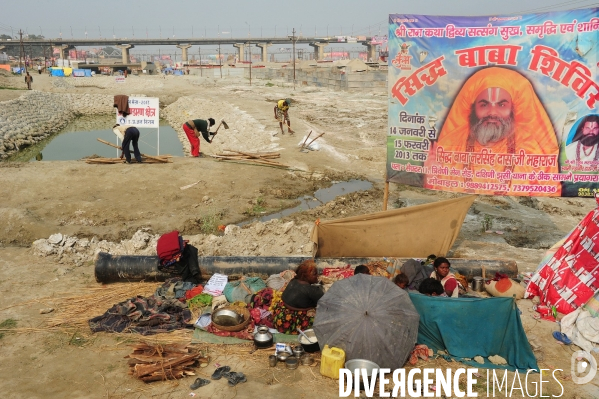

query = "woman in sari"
[[272, 260, 324, 334], [430, 257, 462, 298]]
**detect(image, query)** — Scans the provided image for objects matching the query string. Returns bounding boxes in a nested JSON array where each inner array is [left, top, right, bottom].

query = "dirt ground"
[[0, 71, 598, 398]]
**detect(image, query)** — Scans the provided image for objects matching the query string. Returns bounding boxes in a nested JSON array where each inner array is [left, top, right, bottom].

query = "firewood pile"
[[365, 260, 393, 278], [211, 149, 288, 169], [84, 155, 172, 164], [126, 343, 209, 383]]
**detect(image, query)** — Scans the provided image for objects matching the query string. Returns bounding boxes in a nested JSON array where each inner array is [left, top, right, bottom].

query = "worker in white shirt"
[[112, 124, 142, 163]]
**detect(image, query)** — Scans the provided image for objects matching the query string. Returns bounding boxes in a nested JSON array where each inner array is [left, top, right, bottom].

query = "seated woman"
[[272, 260, 324, 334], [430, 257, 463, 298]]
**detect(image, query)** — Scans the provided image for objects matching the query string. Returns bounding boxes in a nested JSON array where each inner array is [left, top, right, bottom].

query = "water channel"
[[240, 179, 373, 225], [6, 115, 184, 162]]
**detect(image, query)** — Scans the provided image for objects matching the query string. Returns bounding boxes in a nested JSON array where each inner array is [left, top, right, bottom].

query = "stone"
[[474, 356, 485, 364], [488, 355, 507, 365], [254, 222, 266, 235], [64, 237, 77, 247], [32, 239, 56, 256], [224, 225, 240, 235], [282, 221, 294, 234], [48, 233, 63, 245]]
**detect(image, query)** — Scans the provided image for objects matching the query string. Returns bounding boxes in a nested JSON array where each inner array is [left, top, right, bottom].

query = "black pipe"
[[94, 252, 518, 284]]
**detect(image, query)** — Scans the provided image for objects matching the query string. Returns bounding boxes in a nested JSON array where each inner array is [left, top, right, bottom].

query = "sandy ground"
[[0, 70, 598, 398]]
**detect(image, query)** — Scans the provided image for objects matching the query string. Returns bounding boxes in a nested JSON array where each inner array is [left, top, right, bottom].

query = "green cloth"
[[409, 293, 538, 372], [192, 328, 299, 344]]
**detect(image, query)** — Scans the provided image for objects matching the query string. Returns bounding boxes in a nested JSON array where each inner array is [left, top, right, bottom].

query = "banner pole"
[[383, 173, 389, 211], [157, 126, 160, 156]]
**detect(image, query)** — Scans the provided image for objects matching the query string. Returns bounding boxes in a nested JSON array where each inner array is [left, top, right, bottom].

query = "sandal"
[[552, 331, 572, 345], [211, 365, 231, 380], [227, 372, 247, 387], [190, 378, 211, 390]]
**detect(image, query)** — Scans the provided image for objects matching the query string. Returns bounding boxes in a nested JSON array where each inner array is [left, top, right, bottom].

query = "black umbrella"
[[314, 274, 420, 369]]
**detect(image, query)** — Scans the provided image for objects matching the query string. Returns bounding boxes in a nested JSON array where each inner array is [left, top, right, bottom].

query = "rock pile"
[[0, 91, 113, 159], [31, 220, 315, 267]]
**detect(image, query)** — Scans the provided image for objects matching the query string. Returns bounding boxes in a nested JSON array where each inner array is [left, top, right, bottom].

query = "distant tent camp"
[[525, 197, 599, 315]]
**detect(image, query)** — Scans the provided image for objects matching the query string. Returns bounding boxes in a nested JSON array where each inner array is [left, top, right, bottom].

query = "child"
[[393, 273, 409, 289]]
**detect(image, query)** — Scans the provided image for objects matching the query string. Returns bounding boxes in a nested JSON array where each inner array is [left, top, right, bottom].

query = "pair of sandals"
[[211, 365, 247, 386]]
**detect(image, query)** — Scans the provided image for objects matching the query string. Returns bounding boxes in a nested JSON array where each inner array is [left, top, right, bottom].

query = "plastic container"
[[320, 345, 346, 379]]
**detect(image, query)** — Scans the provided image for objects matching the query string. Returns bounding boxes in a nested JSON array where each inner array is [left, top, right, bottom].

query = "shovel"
[[210, 119, 229, 142]]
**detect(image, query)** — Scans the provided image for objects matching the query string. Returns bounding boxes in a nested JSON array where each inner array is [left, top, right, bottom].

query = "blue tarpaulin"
[[72, 69, 92, 77], [409, 293, 538, 372], [50, 68, 65, 77]]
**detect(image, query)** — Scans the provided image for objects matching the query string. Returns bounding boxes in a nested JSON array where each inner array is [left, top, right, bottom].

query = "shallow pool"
[[7, 115, 184, 162]]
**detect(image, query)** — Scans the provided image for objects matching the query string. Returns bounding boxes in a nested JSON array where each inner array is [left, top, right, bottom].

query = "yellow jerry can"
[[320, 345, 346, 379]]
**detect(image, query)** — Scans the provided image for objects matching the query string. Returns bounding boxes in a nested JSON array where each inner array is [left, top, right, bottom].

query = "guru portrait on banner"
[[424, 67, 561, 196]]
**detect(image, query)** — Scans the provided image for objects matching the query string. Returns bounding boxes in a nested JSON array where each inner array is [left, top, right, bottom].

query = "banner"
[[116, 97, 159, 128], [387, 9, 599, 197]]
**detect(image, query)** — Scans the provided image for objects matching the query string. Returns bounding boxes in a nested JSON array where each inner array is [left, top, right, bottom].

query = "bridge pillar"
[[309, 42, 328, 61], [54, 44, 71, 61], [362, 42, 378, 62], [176, 44, 192, 63], [255, 43, 272, 63], [233, 43, 245, 62], [116, 44, 134, 64]]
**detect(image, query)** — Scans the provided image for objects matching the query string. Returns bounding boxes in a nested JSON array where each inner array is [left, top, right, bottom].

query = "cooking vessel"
[[472, 277, 484, 292], [277, 351, 290, 362], [297, 328, 320, 353], [292, 345, 305, 358], [286, 357, 299, 370], [211, 307, 250, 332], [253, 326, 274, 349]]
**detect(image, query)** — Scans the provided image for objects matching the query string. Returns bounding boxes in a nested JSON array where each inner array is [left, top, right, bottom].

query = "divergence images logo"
[[571, 350, 597, 385]]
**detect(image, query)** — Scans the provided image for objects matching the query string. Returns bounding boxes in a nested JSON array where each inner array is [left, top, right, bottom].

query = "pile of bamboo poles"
[[84, 138, 172, 164], [211, 149, 288, 169]]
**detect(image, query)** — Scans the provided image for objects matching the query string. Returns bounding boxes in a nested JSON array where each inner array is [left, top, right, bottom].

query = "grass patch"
[[265, 82, 275, 87], [0, 86, 25, 90], [243, 197, 267, 217], [199, 208, 222, 235], [0, 318, 17, 339]]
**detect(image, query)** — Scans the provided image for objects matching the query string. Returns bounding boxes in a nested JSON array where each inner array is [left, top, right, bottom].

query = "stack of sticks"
[[211, 149, 288, 169], [126, 343, 209, 383], [84, 138, 172, 164], [85, 155, 171, 164]]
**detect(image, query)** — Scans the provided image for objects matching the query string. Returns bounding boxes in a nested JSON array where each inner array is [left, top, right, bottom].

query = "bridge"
[[0, 36, 381, 64]]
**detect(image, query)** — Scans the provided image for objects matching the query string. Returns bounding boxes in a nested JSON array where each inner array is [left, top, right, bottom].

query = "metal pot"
[[292, 345, 305, 358], [297, 328, 320, 353], [286, 357, 299, 370], [212, 308, 244, 326], [472, 277, 484, 292], [253, 326, 274, 349]]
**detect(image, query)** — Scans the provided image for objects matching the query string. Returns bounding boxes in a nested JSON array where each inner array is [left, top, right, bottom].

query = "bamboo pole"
[[383, 181, 389, 211], [304, 132, 325, 149], [299, 130, 313, 150], [97, 139, 169, 163]]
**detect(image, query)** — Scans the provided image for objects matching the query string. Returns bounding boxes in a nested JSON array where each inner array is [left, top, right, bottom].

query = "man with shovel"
[[182, 118, 229, 158], [182, 118, 216, 158], [274, 99, 294, 135]]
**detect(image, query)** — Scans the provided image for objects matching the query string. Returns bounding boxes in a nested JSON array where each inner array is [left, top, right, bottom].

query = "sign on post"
[[115, 97, 159, 128], [387, 8, 599, 197]]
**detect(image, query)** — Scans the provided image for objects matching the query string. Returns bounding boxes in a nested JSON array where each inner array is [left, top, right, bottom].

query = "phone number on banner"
[[511, 184, 558, 193], [464, 182, 509, 192]]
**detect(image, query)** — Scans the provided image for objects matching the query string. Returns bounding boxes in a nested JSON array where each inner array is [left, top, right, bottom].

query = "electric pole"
[[19, 30, 25, 72], [292, 28, 296, 90]]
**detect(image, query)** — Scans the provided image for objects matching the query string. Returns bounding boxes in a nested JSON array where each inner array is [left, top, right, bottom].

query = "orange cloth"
[[424, 67, 561, 196]]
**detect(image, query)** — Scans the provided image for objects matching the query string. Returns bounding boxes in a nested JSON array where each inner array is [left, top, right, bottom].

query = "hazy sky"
[[1, 0, 598, 39]]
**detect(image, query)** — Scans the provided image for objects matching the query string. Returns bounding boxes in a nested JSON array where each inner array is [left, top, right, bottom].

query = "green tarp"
[[409, 293, 538, 372], [192, 328, 298, 345]]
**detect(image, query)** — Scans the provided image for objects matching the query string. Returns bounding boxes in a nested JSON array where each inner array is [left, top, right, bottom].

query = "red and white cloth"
[[525, 204, 599, 315]]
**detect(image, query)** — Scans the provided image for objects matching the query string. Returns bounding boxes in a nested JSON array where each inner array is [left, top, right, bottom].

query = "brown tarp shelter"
[[310, 195, 476, 257]]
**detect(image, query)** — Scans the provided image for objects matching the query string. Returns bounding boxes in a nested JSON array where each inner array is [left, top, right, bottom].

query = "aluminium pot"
[[253, 326, 274, 349]]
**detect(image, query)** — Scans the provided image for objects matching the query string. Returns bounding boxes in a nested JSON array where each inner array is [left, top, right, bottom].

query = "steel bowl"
[[211, 308, 244, 327], [276, 351, 290, 362], [285, 357, 299, 370], [345, 359, 380, 377]]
